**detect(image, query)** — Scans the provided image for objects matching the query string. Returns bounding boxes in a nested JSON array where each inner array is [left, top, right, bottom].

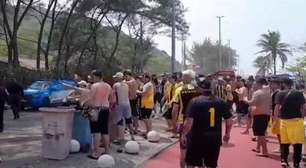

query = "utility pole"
[[140, 20, 144, 73], [181, 33, 186, 70], [228, 39, 231, 69], [171, 0, 176, 73], [217, 16, 224, 70]]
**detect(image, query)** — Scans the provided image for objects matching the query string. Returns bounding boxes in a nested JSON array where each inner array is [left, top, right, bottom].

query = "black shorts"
[[236, 101, 249, 114], [140, 108, 152, 120], [186, 135, 221, 167], [130, 99, 138, 117], [226, 100, 234, 110], [90, 108, 109, 134], [154, 93, 162, 104], [252, 115, 270, 136], [163, 107, 172, 120]]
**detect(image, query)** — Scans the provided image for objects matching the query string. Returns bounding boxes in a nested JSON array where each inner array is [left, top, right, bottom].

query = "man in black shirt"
[[172, 70, 201, 168], [0, 82, 8, 132], [270, 78, 282, 152], [6, 81, 24, 119], [274, 78, 306, 168], [181, 79, 233, 168]]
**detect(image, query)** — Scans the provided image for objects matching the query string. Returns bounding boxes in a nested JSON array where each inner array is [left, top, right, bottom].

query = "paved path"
[[0, 110, 177, 168], [144, 126, 285, 168]]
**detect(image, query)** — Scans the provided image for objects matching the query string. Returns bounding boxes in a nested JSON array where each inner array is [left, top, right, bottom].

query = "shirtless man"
[[112, 72, 135, 152], [124, 70, 140, 133]]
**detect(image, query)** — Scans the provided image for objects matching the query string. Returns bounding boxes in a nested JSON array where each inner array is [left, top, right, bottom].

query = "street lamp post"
[[171, 0, 176, 73], [217, 16, 224, 70]]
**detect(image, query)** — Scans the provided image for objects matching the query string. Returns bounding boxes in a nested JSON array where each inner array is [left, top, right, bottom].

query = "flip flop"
[[117, 148, 124, 153], [252, 149, 260, 153], [257, 154, 269, 158], [87, 155, 99, 160]]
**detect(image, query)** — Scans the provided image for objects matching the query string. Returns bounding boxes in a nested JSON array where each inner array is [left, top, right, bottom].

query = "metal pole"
[[181, 33, 186, 70], [228, 39, 231, 69], [140, 20, 144, 73], [171, 0, 176, 73], [183, 41, 186, 70], [217, 16, 224, 70]]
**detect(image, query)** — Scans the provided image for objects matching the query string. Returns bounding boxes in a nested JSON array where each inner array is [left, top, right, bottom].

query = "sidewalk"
[[0, 110, 177, 168]]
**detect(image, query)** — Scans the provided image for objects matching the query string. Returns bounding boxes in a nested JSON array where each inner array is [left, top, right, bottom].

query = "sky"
[[153, 0, 306, 75]]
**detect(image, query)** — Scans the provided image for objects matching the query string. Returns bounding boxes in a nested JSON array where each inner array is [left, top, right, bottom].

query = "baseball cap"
[[113, 72, 124, 78]]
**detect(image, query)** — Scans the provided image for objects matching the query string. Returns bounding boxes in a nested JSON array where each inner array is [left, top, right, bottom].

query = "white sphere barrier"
[[125, 141, 140, 154], [147, 130, 160, 143], [97, 155, 115, 168], [70, 139, 80, 153]]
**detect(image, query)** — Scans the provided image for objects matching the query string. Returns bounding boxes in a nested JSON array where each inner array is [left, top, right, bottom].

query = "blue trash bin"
[[72, 111, 91, 153]]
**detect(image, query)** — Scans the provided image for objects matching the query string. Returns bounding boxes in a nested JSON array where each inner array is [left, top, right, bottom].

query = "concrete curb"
[[136, 140, 179, 168]]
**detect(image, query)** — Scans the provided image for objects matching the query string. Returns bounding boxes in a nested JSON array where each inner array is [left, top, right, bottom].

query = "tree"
[[189, 38, 238, 74], [256, 31, 291, 75], [253, 56, 272, 76], [55, 0, 82, 75], [0, 0, 35, 66], [53, 0, 188, 76], [126, 15, 158, 73], [36, 0, 55, 70]]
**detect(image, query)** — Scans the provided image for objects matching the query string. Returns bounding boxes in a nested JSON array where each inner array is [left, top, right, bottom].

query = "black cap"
[[256, 77, 268, 85], [197, 79, 211, 90], [91, 70, 102, 78], [123, 70, 132, 76]]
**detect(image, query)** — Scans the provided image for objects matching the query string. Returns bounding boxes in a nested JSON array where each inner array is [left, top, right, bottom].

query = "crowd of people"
[[1, 69, 306, 168], [71, 68, 306, 168]]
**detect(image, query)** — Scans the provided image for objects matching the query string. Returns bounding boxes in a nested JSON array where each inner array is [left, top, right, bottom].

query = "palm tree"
[[253, 56, 272, 76], [257, 31, 291, 75]]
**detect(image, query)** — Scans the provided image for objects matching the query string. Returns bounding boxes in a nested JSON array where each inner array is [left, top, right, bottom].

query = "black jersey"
[[180, 88, 201, 116], [187, 96, 232, 144]]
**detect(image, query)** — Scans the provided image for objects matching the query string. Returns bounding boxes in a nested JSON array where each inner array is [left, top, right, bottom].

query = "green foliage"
[[1, 0, 188, 79], [189, 38, 238, 74], [256, 31, 291, 75], [253, 56, 272, 76], [145, 50, 181, 74]]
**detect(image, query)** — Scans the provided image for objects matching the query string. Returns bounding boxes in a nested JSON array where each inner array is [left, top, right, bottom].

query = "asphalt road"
[[0, 110, 177, 168]]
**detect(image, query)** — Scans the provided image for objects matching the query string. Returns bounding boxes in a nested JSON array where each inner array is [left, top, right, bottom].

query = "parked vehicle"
[[22, 80, 76, 109], [215, 70, 236, 80]]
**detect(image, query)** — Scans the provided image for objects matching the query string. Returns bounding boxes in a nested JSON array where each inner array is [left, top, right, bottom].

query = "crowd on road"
[[70, 69, 306, 168], [1, 69, 306, 168]]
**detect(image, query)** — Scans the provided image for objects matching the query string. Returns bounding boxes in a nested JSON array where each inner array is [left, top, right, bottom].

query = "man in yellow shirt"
[[162, 74, 177, 132], [171, 70, 201, 168], [137, 74, 154, 137]]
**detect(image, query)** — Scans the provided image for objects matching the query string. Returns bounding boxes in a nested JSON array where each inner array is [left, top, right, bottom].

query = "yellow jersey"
[[141, 82, 154, 109]]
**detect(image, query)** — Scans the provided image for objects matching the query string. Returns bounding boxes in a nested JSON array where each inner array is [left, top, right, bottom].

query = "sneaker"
[[281, 160, 289, 167], [273, 148, 280, 153]]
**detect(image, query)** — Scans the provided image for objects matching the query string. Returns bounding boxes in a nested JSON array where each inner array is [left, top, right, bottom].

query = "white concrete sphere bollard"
[[125, 141, 140, 154], [70, 139, 80, 153], [147, 130, 160, 143], [97, 154, 115, 168]]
